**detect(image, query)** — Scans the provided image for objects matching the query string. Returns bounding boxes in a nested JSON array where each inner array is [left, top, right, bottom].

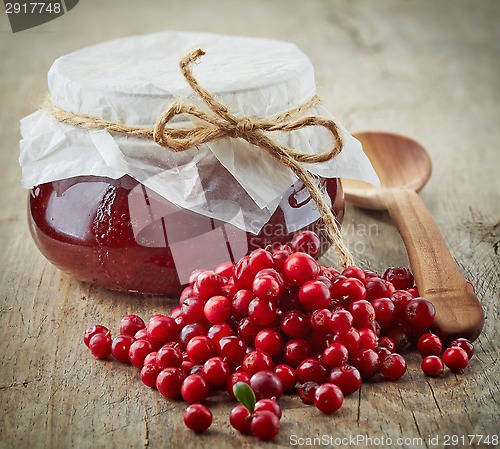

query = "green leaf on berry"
[[233, 382, 256, 413]]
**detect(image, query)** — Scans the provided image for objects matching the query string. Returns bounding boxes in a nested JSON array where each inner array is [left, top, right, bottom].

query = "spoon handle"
[[383, 189, 484, 341]]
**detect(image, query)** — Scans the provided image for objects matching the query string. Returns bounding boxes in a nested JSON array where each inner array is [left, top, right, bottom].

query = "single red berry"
[[299, 280, 331, 311], [254, 398, 282, 419], [405, 297, 436, 330], [255, 329, 284, 358], [374, 346, 392, 361], [84, 325, 109, 348], [442, 347, 469, 373], [183, 404, 212, 433], [233, 256, 255, 290], [417, 333, 443, 357], [249, 370, 284, 400], [140, 363, 161, 388], [194, 270, 223, 300], [111, 334, 135, 363], [323, 342, 349, 367], [129, 339, 154, 369], [156, 345, 183, 369], [296, 358, 329, 384], [186, 336, 217, 365], [226, 372, 251, 398], [365, 277, 391, 301], [251, 410, 280, 440], [119, 315, 145, 336], [242, 349, 273, 376], [450, 338, 474, 360], [249, 248, 274, 273], [179, 323, 208, 348], [358, 328, 379, 350], [379, 353, 407, 380], [421, 355, 444, 376], [281, 310, 311, 339], [348, 300, 376, 328], [329, 310, 353, 334], [202, 357, 231, 386], [283, 338, 313, 368], [181, 297, 209, 325], [143, 351, 158, 367], [283, 252, 320, 286], [229, 404, 252, 434], [215, 261, 235, 279], [147, 315, 178, 343], [332, 327, 361, 354], [273, 364, 296, 392], [342, 266, 366, 282], [156, 367, 185, 398], [203, 295, 232, 324], [328, 365, 362, 395], [349, 348, 380, 379], [217, 335, 247, 368], [332, 278, 367, 303], [290, 230, 321, 259], [248, 297, 277, 326], [310, 308, 333, 334], [252, 272, 285, 302], [383, 267, 414, 290], [314, 383, 344, 414], [371, 297, 396, 329], [89, 333, 112, 359], [377, 336, 397, 353], [237, 317, 263, 346], [207, 323, 233, 344], [232, 289, 255, 316], [181, 374, 209, 404], [298, 381, 319, 404]]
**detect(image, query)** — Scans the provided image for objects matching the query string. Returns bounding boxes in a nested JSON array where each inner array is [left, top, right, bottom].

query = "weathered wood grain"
[[0, 1, 498, 448]]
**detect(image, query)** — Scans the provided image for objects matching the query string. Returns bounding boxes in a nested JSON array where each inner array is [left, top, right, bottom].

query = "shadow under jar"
[[28, 175, 344, 296]]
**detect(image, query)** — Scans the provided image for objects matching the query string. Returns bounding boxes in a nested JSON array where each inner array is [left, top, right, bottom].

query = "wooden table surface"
[[1, 1, 499, 448]]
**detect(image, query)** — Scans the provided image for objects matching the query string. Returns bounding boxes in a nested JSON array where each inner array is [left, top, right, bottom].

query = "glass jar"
[[28, 175, 344, 295]]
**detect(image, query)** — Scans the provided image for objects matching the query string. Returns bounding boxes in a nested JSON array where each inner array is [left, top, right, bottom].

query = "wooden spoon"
[[342, 131, 484, 342]]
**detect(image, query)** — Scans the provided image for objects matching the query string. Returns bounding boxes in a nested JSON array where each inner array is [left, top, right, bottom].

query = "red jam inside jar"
[[28, 175, 344, 295]]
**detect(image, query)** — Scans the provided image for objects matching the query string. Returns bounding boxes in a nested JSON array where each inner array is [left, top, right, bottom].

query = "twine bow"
[[44, 48, 354, 267]]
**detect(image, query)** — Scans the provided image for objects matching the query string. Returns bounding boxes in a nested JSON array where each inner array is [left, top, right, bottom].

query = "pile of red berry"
[[84, 230, 475, 440]]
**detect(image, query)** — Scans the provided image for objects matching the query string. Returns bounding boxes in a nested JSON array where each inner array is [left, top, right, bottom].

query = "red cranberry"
[[283, 338, 313, 368], [377, 336, 396, 353], [348, 300, 376, 328], [226, 372, 251, 398], [290, 230, 321, 258], [156, 345, 183, 369], [370, 297, 396, 329], [314, 383, 344, 414], [203, 295, 232, 324], [310, 308, 333, 334], [323, 342, 349, 367], [383, 267, 414, 290], [251, 410, 280, 440], [156, 367, 185, 399], [129, 339, 154, 368], [296, 357, 329, 384], [273, 364, 296, 392], [365, 277, 390, 301], [252, 272, 285, 302], [254, 398, 282, 419], [237, 317, 263, 345], [248, 297, 277, 326], [194, 270, 223, 300], [206, 323, 233, 343], [281, 310, 311, 339], [119, 315, 145, 336], [181, 374, 210, 404], [140, 363, 161, 388], [442, 347, 469, 373], [450, 338, 474, 360], [249, 248, 274, 273], [214, 261, 234, 279], [232, 289, 255, 316], [332, 327, 361, 354], [89, 333, 112, 359], [218, 335, 247, 368], [202, 357, 231, 386], [299, 280, 331, 311], [342, 266, 366, 282], [179, 323, 208, 347], [147, 315, 178, 343], [379, 353, 407, 381], [416, 333, 443, 357], [84, 325, 109, 348], [111, 334, 135, 363], [329, 310, 353, 334], [283, 252, 320, 286], [249, 370, 284, 400], [358, 328, 379, 350], [349, 348, 380, 379], [421, 355, 444, 377], [298, 381, 319, 404], [183, 404, 212, 432], [328, 365, 362, 395], [229, 404, 252, 434], [254, 329, 284, 359], [242, 349, 273, 376], [185, 336, 217, 365], [405, 297, 436, 330], [332, 278, 367, 303]]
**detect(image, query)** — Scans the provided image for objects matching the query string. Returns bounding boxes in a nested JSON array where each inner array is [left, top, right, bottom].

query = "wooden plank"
[[0, 1, 498, 448]]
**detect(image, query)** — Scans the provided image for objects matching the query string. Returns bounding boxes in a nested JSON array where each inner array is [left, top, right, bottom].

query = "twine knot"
[[43, 48, 354, 267]]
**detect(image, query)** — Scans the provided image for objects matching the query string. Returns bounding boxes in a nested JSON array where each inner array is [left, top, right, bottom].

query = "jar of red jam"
[[20, 32, 377, 295], [28, 175, 344, 295]]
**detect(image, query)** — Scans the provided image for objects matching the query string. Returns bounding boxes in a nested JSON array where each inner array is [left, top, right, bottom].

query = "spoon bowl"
[[343, 131, 484, 342]]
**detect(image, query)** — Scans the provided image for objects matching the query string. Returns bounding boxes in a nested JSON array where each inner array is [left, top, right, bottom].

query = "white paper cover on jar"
[[19, 31, 379, 234]]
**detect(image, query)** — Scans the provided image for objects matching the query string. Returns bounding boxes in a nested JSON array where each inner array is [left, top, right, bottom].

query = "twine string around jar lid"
[[43, 48, 354, 268]]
